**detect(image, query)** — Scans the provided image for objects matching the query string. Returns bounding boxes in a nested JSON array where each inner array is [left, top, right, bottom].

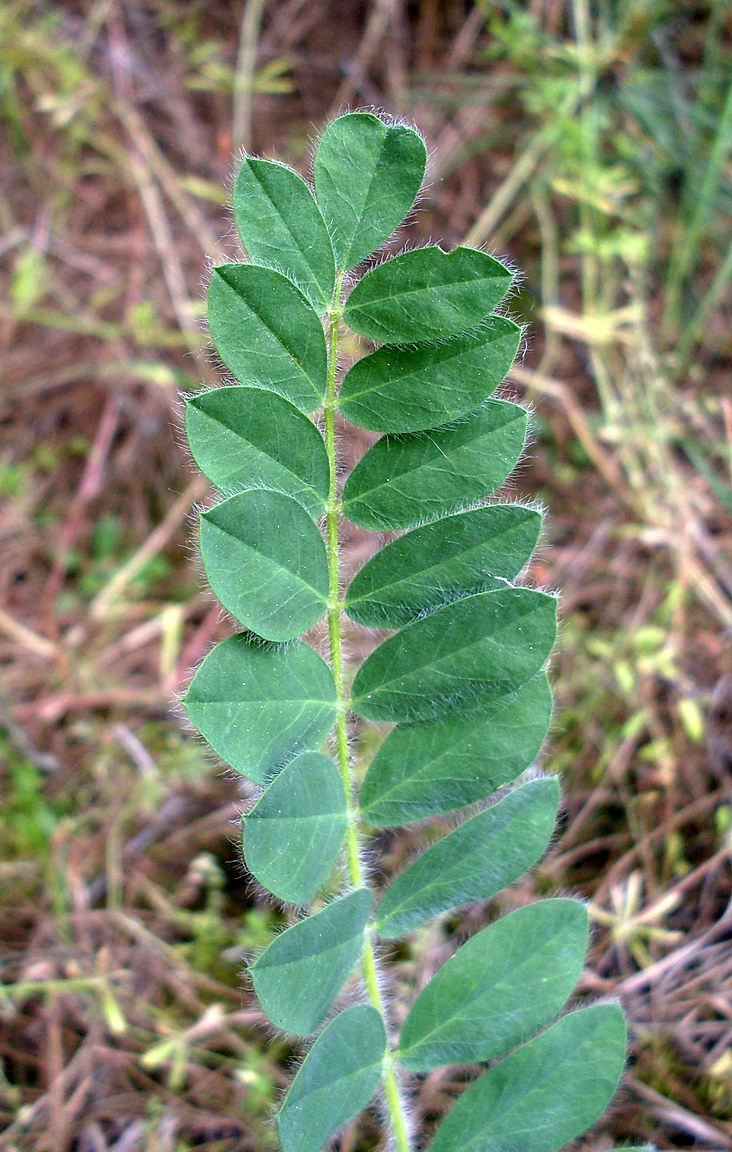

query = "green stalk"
[[673, 236, 732, 377], [570, 0, 618, 427], [661, 73, 732, 343], [323, 276, 411, 1152]]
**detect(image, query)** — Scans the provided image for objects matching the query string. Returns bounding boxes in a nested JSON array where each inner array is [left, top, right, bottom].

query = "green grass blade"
[[662, 78, 732, 340], [376, 777, 559, 938], [200, 489, 328, 641], [360, 675, 553, 825], [398, 899, 589, 1071], [428, 1004, 627, 1152], [313, 112, 426, 270], [339, 318, 521, 432], [345, 505, 542, 629], [352, 587, 556, 723], [208, 264, 327, 412], [234, 158, 335, 311], [182, 634, 336, 785], [250, 889, 372, 1035], [243, 751, 347, 904], [344, 246, 513, 344], [277, 1004, 386, 1152], [184, 386, 328, 516], [342, 400, 528, 531]]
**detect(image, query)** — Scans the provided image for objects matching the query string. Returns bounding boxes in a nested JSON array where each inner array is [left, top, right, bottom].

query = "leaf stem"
[[323, 276, 411, 1152]]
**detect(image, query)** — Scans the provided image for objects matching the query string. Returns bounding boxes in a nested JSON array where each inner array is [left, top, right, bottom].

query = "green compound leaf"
[[339, 318, 521, 433], [183, 634, 336, 785], [429, 1003, 628, 1152], [398, 899, 589, 1071], [184, 387, 328, 517], [377, 776, 559, 938], [243, 751, 347, 905], [360, 675, 553, 826], [352, 587, 556, 724], [277, 1004, 386, 1152], [234, 158, 335, 311], [313, 112, 427, 271], [346, 505, 542, 629], [200, 490, 328, 642], [250, 889, 372, 1035], [208, 264, 326, 412], [342, 400, 528, 531], [344, 246, 513, 344], [184, 111, 628, 1152]]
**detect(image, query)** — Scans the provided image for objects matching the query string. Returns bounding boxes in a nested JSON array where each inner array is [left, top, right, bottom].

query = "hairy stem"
[[323, 276, 411, 1152]]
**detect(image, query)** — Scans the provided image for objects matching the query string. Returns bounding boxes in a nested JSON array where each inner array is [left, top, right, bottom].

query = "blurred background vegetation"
[[0, 2, 730, 1150]]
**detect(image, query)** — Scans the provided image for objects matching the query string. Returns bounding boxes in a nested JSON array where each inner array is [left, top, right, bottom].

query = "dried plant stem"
[[232, 0, 266, 155]]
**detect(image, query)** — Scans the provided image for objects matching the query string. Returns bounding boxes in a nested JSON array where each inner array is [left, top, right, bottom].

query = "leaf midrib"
[[348, 270, 505, 313], [246, 160, 331, 307], [342, 323, 514, 403], [249, 808, 345, 826], [193, 402, 324, 503], [348, 529, 524, 612], [190, 694, 332, 707], [377, 783, 553, 927], [400, 931, 566, 1056], [360, 687, 525, 812], [203, 515, 327, 601], [339, 125, 391, 268], [289, 1049, 382, 1106], [358, 593, 547, 695], [217, 269, 323, 388], [343, 405, 524, 508], [254, 927, 364, 972], [454, 1012, 620, 1152]]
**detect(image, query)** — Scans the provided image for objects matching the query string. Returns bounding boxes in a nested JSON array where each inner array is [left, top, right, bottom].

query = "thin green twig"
[[661, 76, 732, 342], [323, 277, 412, 1152]]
